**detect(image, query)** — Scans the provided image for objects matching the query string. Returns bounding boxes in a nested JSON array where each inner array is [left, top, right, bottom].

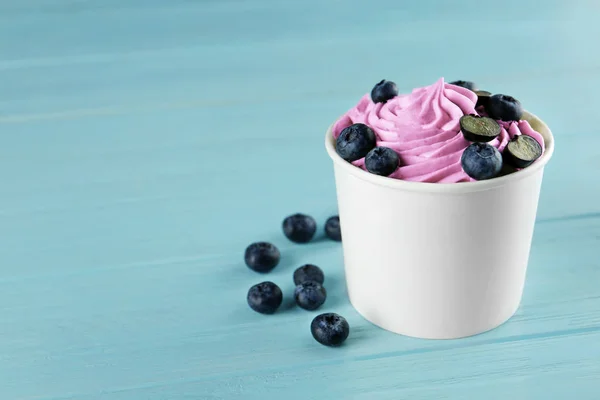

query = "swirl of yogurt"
[[332, 78, 545, 183]]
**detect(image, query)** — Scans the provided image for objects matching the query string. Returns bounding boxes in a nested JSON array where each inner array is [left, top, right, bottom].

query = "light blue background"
[[1, 0, 599, 399]]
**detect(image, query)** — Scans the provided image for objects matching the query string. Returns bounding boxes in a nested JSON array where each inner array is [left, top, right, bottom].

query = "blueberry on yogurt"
[[459, 115, 501, 143], [475, 90, 492, 109], [336, 123, 377, 162], [449, 80, 477, 91], [365, 147, 400, 176], [503, 134, 543, 168], [461, 143, 503, 180], [486, 94, 524, 122], [370, 79, 398, 103]]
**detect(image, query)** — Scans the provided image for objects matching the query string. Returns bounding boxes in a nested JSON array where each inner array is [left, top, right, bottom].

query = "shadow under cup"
[[325, 111, 555, 339]]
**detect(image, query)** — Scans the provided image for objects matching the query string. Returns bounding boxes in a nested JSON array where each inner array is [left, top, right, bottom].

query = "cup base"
[[348, 294, 522, 340]]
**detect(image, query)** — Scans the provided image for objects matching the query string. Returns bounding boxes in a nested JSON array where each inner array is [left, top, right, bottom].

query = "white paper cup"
[[325, 111, 554, 339]]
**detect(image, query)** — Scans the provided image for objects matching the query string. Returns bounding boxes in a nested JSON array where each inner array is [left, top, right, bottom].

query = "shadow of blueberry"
[[321, 292, 348, 310], [294, 231, 325, 244], [342, 324, 368, 346], [324, 274, 340, 289], [278, 294, 297, 312]]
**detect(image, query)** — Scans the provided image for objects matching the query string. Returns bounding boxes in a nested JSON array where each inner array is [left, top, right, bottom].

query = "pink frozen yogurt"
[[332, 78, 545, 183]]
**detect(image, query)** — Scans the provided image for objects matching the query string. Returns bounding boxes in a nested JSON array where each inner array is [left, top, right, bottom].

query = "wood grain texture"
[[1, 0, 599, 399]]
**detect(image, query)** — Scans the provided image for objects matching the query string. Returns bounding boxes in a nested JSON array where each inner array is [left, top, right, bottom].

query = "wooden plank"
[[1, 0, 599, 398]]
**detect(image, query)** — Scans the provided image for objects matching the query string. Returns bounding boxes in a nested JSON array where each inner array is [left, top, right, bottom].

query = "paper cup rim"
[[325, 110, 555, 194]]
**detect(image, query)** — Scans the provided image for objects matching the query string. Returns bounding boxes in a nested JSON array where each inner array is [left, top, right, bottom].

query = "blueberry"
[[459, 115, 501, 143], [294, 281, 327, 311], [282, 213, 317, 244], [475, 90, 492, 109], [365, 146, 400, 176], [503, 134, 542, 168], [498, 163, 518, 177], [311, 313, 350, 347], [336, 123, 377, 162], [324, 215, 342, 241], [293, 264, 325, 285], [449, 80, 477, 91], [485, 94, 524, 122], [247, 281, 283, 314], [461, 143, 503, 181], [370, 79, 399, 103], [244, 242, 281, 273]]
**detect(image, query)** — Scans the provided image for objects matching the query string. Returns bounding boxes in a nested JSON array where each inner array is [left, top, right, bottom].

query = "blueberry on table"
[[370, 79, 399, 103], [460, 115, 501, 142], [485, 94, 524, 122], [293, 264, 325, 285], [282, 213, 317, 243], [475, 90, 492, 108], [247, 281, 283, 314], [461, 143, 503, 181], [503, 134, 543, 168], [336, 123, 377, 162], [324, 215, 342, 242], [244, 242, 281, 273], [449, 80, 477, 91], [294, 281, 327, 310], [365, 146, 400, 176], [311, 313, 350, 347]]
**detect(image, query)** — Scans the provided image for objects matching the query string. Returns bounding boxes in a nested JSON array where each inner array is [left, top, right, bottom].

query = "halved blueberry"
[[503, 135, 542, 168], [370, 80, 398, 103], [293, 264, 325, 285], [450, 80, 477, 91], [460, 115, 501, 142], [475, 90, 492, 108], [336, 123, 377, 162], [244, 242, 281, 273], [324, 215, 342, 241], [247, 281, 283, 314], [498, 163, 518, 177], [365, 147, 400, 176], [311, 313, 350, 347], [294, 281, 327, 311], [486, 94, 524, 122], [283, 213, 317, 243], [461, 143, 503, 181]]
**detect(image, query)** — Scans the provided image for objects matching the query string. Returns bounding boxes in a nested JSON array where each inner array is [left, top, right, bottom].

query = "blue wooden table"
[[1, 1, 599, 399]]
